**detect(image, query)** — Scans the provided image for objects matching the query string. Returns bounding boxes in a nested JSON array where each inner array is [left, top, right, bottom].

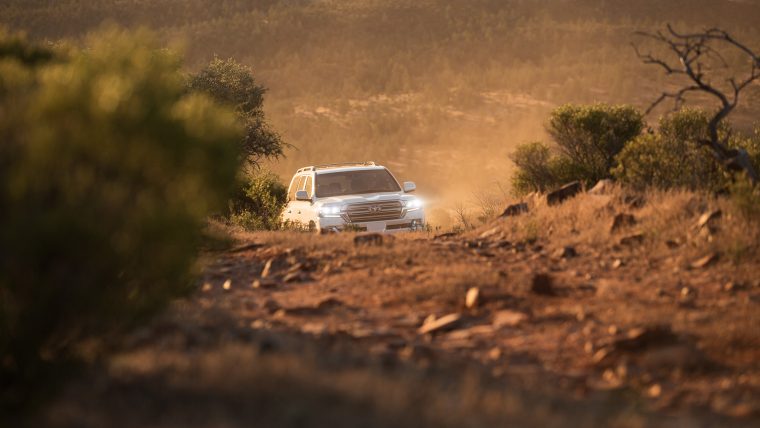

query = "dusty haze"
[[4, 0, 760, 224]]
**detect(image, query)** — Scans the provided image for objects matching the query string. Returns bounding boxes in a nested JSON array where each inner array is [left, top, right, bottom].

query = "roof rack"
[[297, 162, 377, 173]]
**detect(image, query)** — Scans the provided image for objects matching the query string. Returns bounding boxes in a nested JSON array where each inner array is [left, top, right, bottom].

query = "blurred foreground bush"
[[0, 28, 239, 406], [227, 170, 288, 230]]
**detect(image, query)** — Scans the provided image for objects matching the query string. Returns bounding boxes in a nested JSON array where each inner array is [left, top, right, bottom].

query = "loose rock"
[[418, 313, 462, 335], [619, 233, 645, 246], [501, 202, 529, 217], [530, 273, 556, 296], [610, 213, 636, 232], [465, 287, 480, 309], [261, 259, 275, 278], [354, 233, 385, 246], [493, 310, 528, 328], [691, 253, 719, 269], [547, 181, 582, 206], [588, 179, 615, 195], [697, 209, 722, 229], [553, 246, 577, 259], [252, 279, 278, 289]]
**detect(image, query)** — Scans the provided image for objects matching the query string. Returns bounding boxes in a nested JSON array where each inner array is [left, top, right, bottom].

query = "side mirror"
[[295, 190, 311, 201], [403, 181, 416, 193]]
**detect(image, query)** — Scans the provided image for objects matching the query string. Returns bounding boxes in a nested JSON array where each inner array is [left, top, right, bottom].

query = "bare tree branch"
[[634, 25, 760, 184]]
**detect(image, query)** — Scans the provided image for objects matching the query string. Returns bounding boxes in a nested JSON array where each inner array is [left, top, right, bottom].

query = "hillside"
[[35, 186, 760, 427], [3, 0, 760, 219]]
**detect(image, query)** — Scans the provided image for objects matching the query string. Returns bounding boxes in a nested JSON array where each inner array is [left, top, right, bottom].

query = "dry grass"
[[35, 187, 760, 427]]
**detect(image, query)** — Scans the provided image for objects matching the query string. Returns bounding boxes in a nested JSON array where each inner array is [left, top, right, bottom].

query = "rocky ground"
[[38, 185, 760, 427]]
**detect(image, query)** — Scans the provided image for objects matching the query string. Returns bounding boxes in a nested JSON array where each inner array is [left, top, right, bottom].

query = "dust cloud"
[[4, 0, 760, 226]]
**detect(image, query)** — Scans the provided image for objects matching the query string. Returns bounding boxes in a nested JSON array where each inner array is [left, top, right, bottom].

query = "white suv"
[[282, 162, 425, 233]]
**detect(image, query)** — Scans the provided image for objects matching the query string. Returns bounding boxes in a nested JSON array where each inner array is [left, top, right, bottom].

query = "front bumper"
[[318, 210, 425, 233]]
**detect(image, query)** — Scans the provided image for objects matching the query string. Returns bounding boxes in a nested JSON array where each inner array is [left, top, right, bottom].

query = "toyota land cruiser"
[[282, 162, 425, 233]]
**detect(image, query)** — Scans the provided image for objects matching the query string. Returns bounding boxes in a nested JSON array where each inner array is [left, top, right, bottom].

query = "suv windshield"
[[315, 169, 401, 197]]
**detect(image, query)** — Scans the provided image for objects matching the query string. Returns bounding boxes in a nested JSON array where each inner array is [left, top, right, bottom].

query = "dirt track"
[[39, 217, 760, 427]]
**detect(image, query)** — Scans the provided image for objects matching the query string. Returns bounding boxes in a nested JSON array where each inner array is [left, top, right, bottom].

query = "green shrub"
[[509, 142, 582, 195], [729, 174, 760, 221], [0, 28, 240, 405], [547, 104, 644, 184], [509, 104, 642, 194], [228, 170, 288, 230], [613, 109, 758, 191], [188, 57, 285, 169]]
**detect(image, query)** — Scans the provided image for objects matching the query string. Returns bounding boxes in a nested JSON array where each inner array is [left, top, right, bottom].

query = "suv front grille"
[[342, 200, 403, 223]]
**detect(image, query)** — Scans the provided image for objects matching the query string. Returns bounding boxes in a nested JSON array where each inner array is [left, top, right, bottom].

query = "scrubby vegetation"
[[227, 170, 288, 231], [0, 29, 240, 410], [510, 104, 644, 194], [511, 105, 760, 199], [188, 57, 285, 170], [3, 1, 759, 200]]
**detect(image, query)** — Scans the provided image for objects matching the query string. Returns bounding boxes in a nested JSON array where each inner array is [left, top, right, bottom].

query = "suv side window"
[[304, 176, 313, 198], [288, 175, 306, 201]]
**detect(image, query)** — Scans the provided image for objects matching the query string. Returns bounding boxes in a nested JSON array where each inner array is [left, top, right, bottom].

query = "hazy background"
[[3, 0, 760, 224]]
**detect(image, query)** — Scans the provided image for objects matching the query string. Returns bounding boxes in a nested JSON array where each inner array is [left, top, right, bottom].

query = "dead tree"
[[633, 24, 759, 185]]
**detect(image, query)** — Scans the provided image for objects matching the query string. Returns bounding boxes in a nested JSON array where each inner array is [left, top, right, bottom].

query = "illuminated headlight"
[[319, 205, 343, 218], [403, 198, 423, 211]]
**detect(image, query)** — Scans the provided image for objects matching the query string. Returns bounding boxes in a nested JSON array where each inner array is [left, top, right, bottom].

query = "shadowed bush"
[[509, 142, 582, 194], [614, 109, 760, 191], [188, 57, 285, 170], [547, 104, 643, 184], [0, 28, 240, 408], [510, 104, 643, 194], [228, 170, 288, 230]]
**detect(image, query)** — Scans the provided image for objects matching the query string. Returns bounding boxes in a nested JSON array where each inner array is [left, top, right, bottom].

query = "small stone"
[[252, 279, 277, 289], [262, 299, 280, 313], [530, 273, 555, 296], [619, 233, 645, 246], [422, 314, 437, 326], [465, 287, 480, 309], [553, 246, 577, 259], [479, 227, 500, 239], [488, 347, 502, 360], [222, 279, 232, 290], [610, 213, 637, 232], [283, 271, 309, 283], [723, 281, 741, 292], [588, 179, 614, 195], [697, 209, 722, 229], [287, 262, 305, 274], [612, 259, 623, 269], [418, 313, 462, 335], [547, 181, 582, 206], [647, 383, 662, 398], [354, 233, 385, 246], [691, 253, 719, 269], [501, 202, 529, 217], [261, 259, 275, 278], [665, 240, 680, 249], [680, 286, 694, 298], [201, 282, 212, 292], [493, 310, 528, 328], [608, 325, 618, 335]]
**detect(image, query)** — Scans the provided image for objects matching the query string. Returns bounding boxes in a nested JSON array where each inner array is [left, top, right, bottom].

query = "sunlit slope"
[[4, 0, 759, 202]]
